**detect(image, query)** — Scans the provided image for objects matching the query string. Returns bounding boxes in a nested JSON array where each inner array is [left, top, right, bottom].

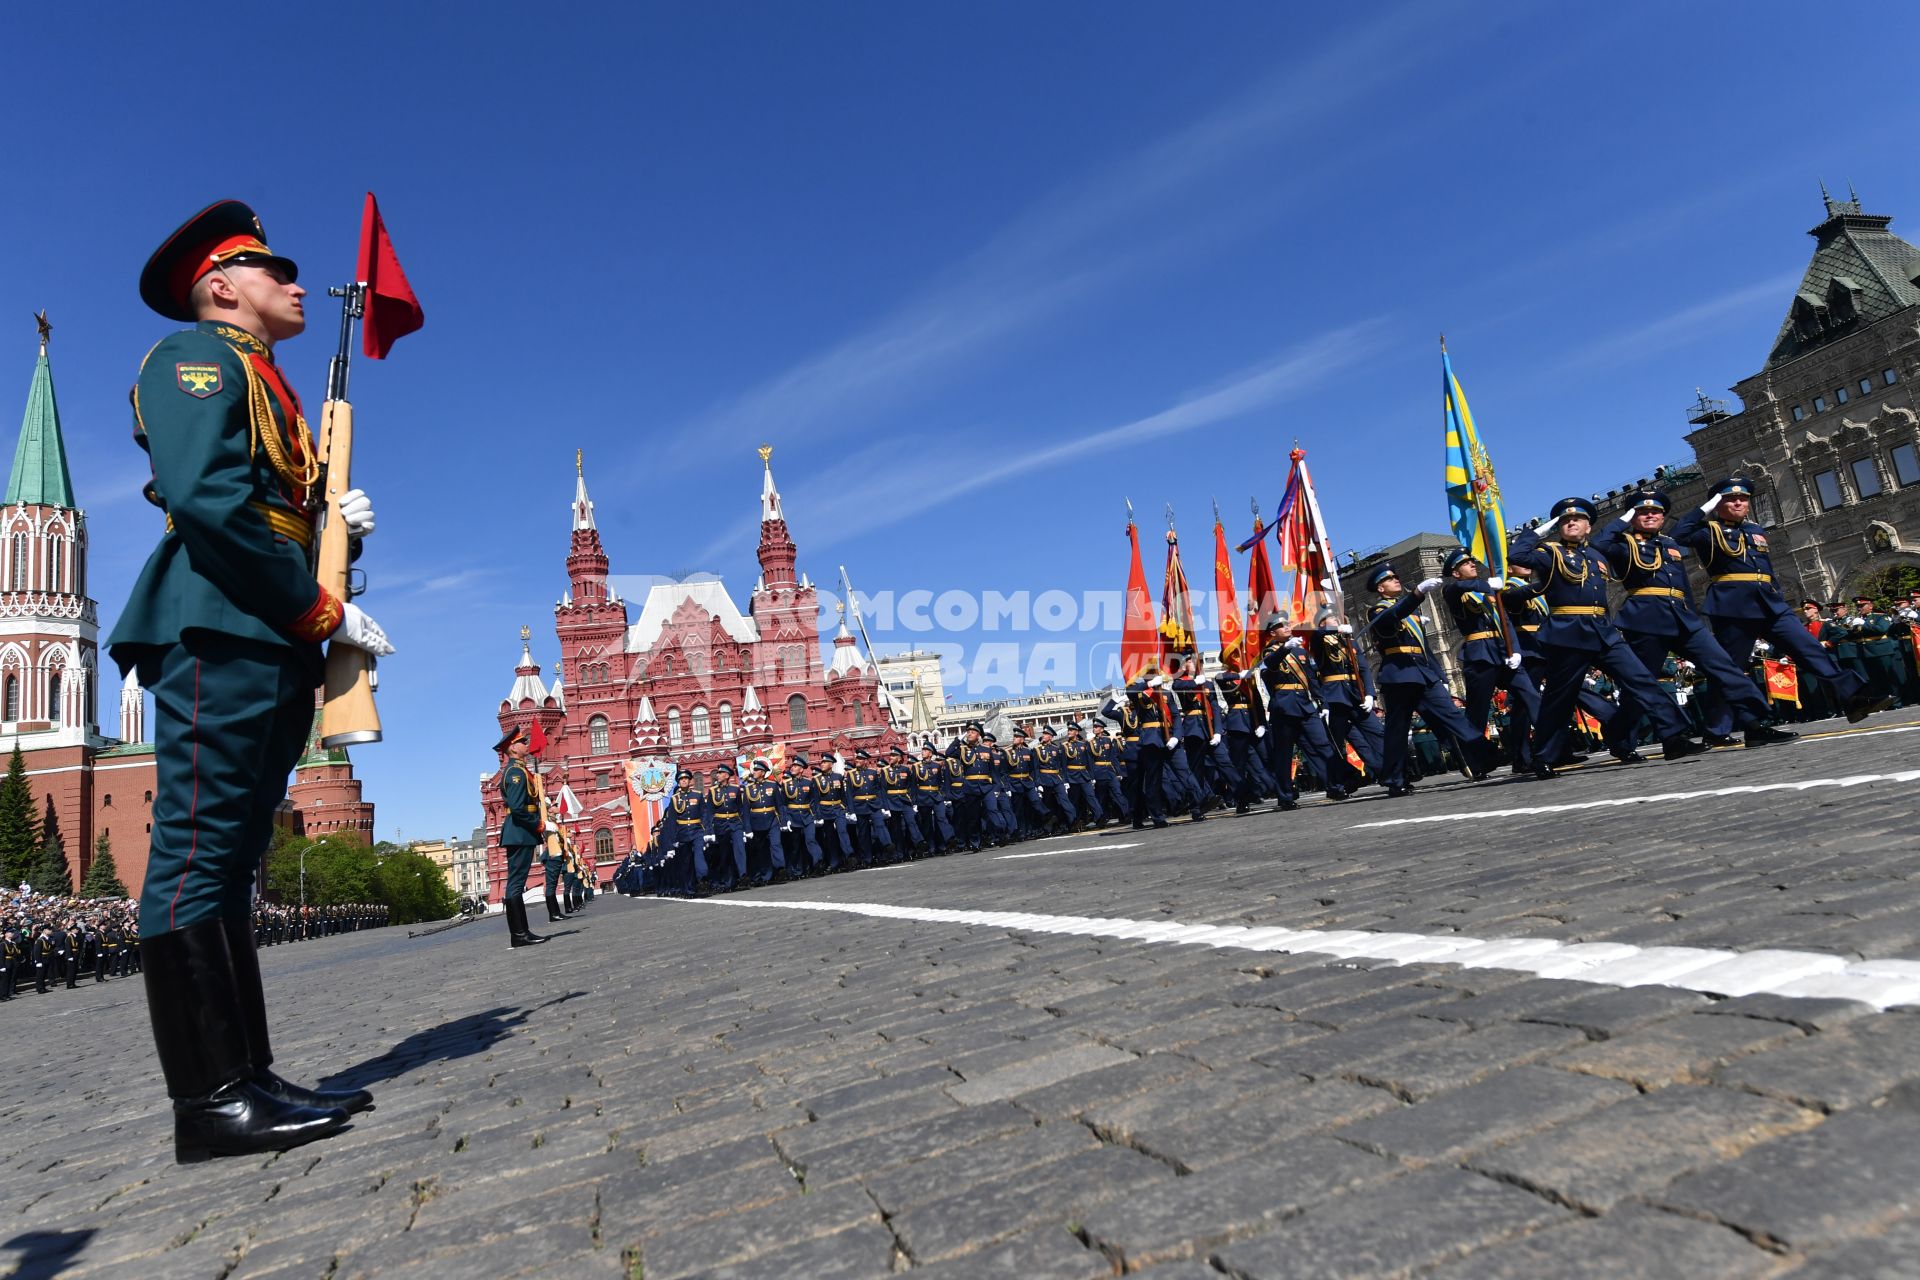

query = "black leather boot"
[[142, 921, 349, 1164], [222, 916, 373, 1115], [507, 899, 547, 947], [544, 891, 566, 923]]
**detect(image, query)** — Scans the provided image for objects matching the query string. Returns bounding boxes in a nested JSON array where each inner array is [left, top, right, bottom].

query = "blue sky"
[[7, 1, 1919, 843]]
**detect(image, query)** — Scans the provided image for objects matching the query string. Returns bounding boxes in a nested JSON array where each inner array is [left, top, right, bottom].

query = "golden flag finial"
[[520, 624, 531, 643], [575, 448, 583, 476], [757, 444, 773, 465]]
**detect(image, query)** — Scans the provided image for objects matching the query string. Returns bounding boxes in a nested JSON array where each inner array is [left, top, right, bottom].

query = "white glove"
[[331, 603, 394, 657], [702, 834, 714, 845], [1167, 736, 1180, 750], [337, 488, 375, 537], [1255, 725, 1267, 739], [1415, 577, 1443, 595], [1209, 733, 1221, 747], [1362, 695, 1376, 712], [1318, 708, 1331, 723], [1848, 617, 1865, 630], [781, 822, 793, 832], [1145, 675, 1164, 688], [1504, 653, 1524, 670], [1336, 623, 1353, 634], [1699, 493, 1723, 515], [1531, 514, 1558, 536], [1486, 576, 1506, 590], [1285, 637, 1305, 652]]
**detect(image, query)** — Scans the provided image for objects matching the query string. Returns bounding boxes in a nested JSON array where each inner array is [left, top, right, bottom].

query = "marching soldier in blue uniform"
[[1670, 477, 1888, 724], [114, 201, 390, 1162], [1030, 727, 1076, 833], [741, 761, 784, 886], [1119, 671, 1173, 827], [1590, 489, 1795, 748], [1062, 723, 1104, 829], [1089, 725, 1130, 825], [663, 769, 709, 895], [982, 733, 1017, 846], [880, 745, 925, 853], [1510, 497, 1702, 774], [704, 764, 747, 889], [1214, 663, 1269, 812], [1166, 660, 1216, 820], [1004, 727, 1041, 838], [778, 756, 824, 877], [1364, 564, 1492, 795], [813, 758, 853, 869], [1437, 549, 1543, 775], [846, 751, 894, 864], [1260, 632, 1345, 808], [1296, 623, 1379, 788], [944, 724, 993, 851]]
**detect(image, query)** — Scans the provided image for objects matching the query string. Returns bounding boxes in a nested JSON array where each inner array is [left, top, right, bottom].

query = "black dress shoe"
[[1325, 787, 1349, 801], [1612, 750, 1648, 764], [1845, 693, 1893, 723], [254, 1070, 374, 1115], [1744, 724, 1798, 746], [1661, 736, 1705, 760], [1152, 819, 1170, 829], [1701, 733, 1739, 748], [1274, 800, 1299, 812], [174, 1079, 349, 1164], [1386, 785, 1416, 798], [1530, 760, 1560, 781]]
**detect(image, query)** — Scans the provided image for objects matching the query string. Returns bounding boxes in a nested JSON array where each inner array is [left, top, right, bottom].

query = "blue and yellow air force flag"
[[1442, 345, 1508, 577]]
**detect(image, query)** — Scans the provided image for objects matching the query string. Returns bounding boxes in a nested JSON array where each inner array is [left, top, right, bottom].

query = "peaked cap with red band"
[[140, 199, 300, 322]]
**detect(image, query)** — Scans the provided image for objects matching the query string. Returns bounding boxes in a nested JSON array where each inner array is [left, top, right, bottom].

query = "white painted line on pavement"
[[1347, 769, 1920, 830], [683, 897, 1920, 1009], [996, 842, 1142, 860]]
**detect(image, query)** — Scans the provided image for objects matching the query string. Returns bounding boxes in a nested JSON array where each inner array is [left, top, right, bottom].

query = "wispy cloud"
[[663, 5, 1467, 465], [1547, 273, 1798, 376], [688, 319, 1392, 565]]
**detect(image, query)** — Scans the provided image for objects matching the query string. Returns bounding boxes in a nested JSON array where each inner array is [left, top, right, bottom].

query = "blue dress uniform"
[[1363, 564, 1491, 794], [663, 783, 709, 895], [704, 769, 748, 888], [1258, 639, 1343, 807], [944, 730, 994, 851], [1031, 729, 1077, 832], [846, 753, 894, 863], [1004, 730, 1042, 837], [1214, 669, 1270, 810], [1669, 476, 1882, 723], [1438, 551, 1543, 773], [880, 748, 926, 852], [1118, 677, 1173, 827], [1590, 489, 1793, 747], [910, 749, 954, 851], [1166, 671, 1215, 818], [1062, 726, 1104, 827], [1089, 728, 1130, 824], [741, 766, 784, 886], [778, 761, 825, 875], [982, 737, 1016, 844], [1301, 627, 1380, 786], [1510, 498, 1699, 771], [813, 765, 853, 868]]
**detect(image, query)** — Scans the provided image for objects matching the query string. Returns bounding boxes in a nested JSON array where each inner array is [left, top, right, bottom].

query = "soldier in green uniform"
[[1849, 595, 1905, 707], [496, 726, 549, 946], [112, 201, 389, 1162]]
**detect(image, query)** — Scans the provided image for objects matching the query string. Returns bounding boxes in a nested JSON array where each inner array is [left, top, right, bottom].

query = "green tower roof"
[[9, 340, 77, 509]]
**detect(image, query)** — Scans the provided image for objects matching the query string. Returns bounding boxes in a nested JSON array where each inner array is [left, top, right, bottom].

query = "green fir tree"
[[78, 832, 130, 899], [27, 796, 71, 897], [0, 744, 37, 887]]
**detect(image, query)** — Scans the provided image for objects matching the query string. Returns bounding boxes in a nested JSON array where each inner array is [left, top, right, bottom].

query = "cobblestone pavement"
[[4, 713, 1919, 1279]]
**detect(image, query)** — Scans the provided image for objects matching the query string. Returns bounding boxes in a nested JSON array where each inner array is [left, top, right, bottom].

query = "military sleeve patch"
[[175, 363, 223, 398]]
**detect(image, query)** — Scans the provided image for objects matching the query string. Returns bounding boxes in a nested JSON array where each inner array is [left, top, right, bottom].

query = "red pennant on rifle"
[[356, 193, 424, 359], [527, 719, 548, 757]]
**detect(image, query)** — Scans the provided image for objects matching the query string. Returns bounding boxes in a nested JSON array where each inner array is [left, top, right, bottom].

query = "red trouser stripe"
[[167, 659, 203, 931]]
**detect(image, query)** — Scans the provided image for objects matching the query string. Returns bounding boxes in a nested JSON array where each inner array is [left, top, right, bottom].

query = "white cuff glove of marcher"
[[1209, 734, 1221, 747], [1505, 653, 1524, 670], [1416, 577, 1443, 595], [1487, 576, 1506, 590], [1167, 736, 1181, 750], [1361, 695, 1376, 712], [1699, 493, 1723, 514], [332, 603, 394, 657], [1336, 623, 1353, 634], [1318, 708, 1330, 722], [337, 488, 375, 537], [1255, 725, 1267, 738], [1146, 675, 1164, 688]]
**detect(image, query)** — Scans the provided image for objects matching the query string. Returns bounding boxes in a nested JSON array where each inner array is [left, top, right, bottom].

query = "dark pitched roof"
[[1769, 193, 1920, 368]]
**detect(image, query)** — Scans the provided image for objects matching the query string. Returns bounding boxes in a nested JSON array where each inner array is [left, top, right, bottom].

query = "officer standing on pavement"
[[112, 201, 388, 1161], [497, 729, 550, 947]]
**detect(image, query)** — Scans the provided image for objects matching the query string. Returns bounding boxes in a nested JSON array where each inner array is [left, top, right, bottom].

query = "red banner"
[[1214, 520, 1246, 669], [1161, 527, 1195, 658], [1246, 516, 1278, 641], [356, 193, 425, 359], [1121, 522, 1160, 682], [1764, 659, 1800, 705]]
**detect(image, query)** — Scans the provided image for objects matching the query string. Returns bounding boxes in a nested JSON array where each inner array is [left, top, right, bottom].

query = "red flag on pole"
[[1121, 521, 1159, 682], [356, 193, 424, 359], [527, 719, 548, 757], [1160, 526, 1196, 659], [1213, 518, 1245, 669], [1246, 514, 1278, 643]]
